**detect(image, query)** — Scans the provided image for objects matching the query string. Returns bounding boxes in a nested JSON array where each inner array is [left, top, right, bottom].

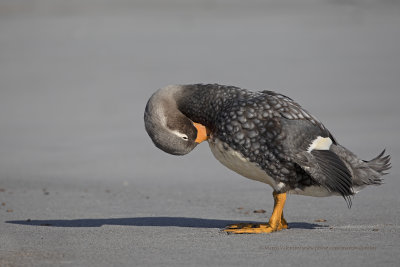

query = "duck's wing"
[[264, 92, 354, 206]]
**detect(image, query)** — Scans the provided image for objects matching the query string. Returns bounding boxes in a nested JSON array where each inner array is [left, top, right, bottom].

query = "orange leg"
[[224, 192, 288, 234]]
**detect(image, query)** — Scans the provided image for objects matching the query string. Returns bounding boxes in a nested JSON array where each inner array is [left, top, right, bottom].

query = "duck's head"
[[144, 85, 208, 156]]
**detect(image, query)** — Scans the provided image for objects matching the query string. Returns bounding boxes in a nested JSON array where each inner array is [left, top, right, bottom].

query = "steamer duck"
[[144, 84, 391, 234]]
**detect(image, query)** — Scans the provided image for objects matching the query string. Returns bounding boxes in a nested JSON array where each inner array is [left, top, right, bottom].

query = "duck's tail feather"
[[331, 146, 391, 188], [364, 149, 391, 177]]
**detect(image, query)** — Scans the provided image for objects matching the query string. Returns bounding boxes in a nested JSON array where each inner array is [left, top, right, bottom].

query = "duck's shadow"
[[6, 217, 324, 229]]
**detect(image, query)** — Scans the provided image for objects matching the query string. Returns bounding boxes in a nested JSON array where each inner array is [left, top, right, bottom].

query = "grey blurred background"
[[0, 0, 399, 266]]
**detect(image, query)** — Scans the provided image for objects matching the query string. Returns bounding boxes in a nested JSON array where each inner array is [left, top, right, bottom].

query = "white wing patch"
[[307, 136, 332, 153]]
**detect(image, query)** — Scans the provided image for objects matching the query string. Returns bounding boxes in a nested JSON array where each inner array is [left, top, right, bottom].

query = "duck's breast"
[[208, 138, 278, 188]]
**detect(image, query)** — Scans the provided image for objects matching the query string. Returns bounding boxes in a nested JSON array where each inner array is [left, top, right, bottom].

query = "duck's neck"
[[145, 85, 185, 130]]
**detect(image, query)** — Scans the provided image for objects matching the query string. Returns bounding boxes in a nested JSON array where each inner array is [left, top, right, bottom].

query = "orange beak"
[[193, 122, 209, 143]]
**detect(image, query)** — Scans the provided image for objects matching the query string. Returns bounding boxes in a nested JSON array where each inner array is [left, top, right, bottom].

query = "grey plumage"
[[331, 146, 390, 187], [293, 149, 354, 207], [144, 83, 391, 207]]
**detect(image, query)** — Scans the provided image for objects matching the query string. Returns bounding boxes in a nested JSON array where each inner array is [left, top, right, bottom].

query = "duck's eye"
[[171, 130, 189, 141]]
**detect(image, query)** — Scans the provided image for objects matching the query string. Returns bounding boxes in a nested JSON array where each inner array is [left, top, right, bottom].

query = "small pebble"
[[253, 209, 266, 213]]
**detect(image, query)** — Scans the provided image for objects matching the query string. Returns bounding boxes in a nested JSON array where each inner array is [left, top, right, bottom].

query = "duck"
[[144, 84, 391, 234]]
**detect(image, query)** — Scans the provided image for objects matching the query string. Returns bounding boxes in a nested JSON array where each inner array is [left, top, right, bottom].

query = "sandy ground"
[[0, 0, 399, 266]]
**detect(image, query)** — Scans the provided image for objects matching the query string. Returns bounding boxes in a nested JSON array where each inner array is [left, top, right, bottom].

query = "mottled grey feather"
[[147, 83, 391, 207]]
